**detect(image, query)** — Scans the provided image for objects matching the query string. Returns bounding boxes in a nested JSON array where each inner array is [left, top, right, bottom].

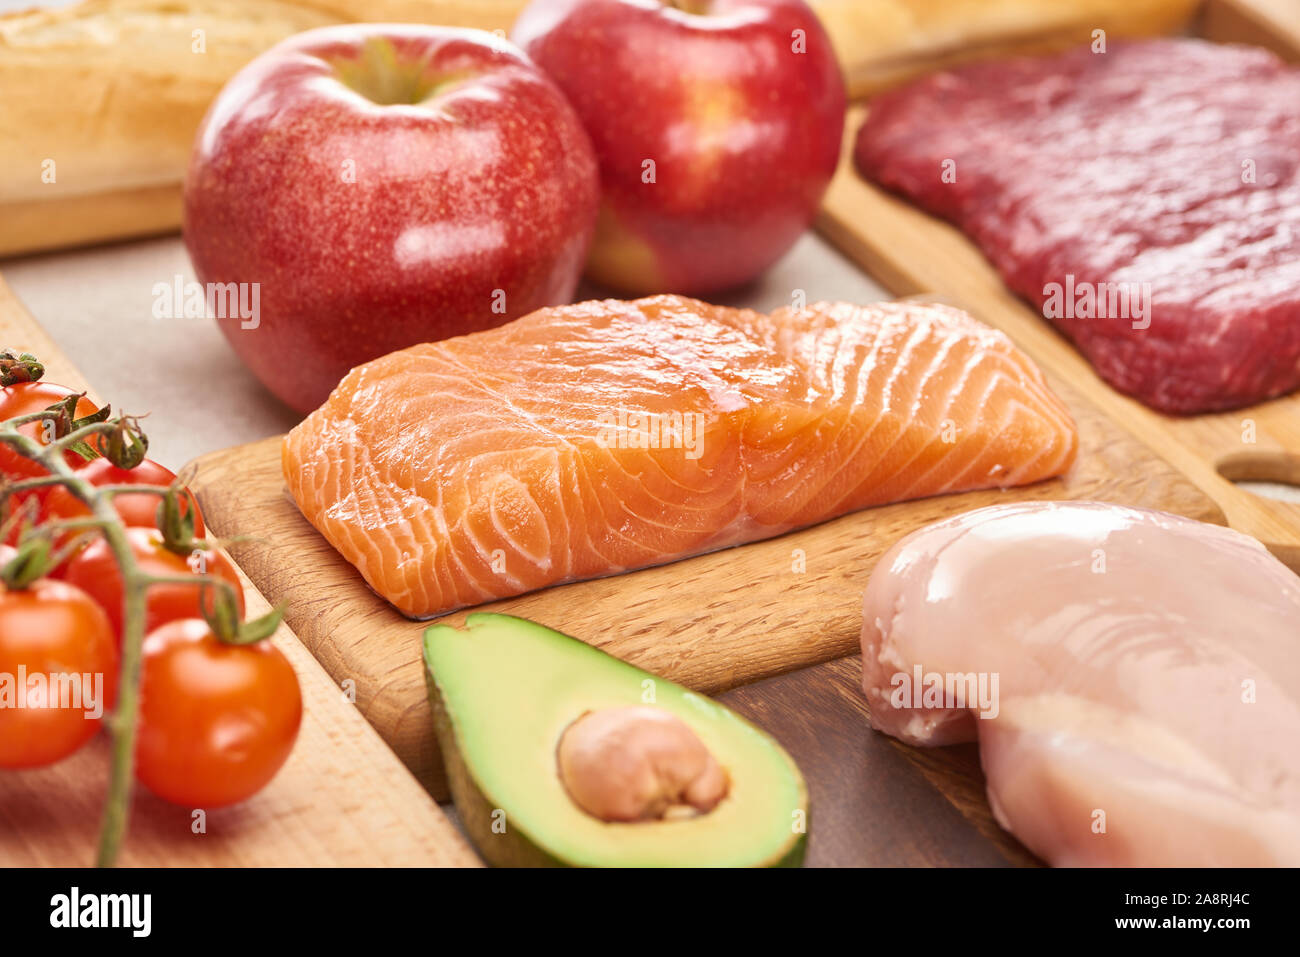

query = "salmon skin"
[[283, 295, 1078, 619]]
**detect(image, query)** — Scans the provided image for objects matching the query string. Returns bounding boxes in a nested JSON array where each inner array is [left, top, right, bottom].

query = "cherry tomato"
[[0, 575, 118, 768], [60, 527, 244, 641], [137, 618, 302, 807], [42, 458, 206, 537], [1, 383, 100, 544], [0, 381, 99, 481]]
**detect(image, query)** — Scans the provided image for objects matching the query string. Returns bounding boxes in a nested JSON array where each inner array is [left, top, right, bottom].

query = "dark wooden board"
[[720, 656, 1038, 867]]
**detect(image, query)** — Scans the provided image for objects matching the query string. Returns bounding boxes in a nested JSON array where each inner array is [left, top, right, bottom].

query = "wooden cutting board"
[[1200, 0, 1300, 61], [812, 0, 1299, 100], [813, 0, 1201, 98], [818, 99, 1300, 572], [0, 276, 479, 866], [187, 372, 1222, 801]]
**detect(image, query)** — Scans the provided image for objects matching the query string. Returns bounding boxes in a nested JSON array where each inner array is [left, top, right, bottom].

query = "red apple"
[[183, 25, 599, 413], [512, 0, 846, 296]]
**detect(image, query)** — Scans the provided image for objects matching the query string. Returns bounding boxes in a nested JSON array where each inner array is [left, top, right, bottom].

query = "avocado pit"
[[557, 705, 730, 822]]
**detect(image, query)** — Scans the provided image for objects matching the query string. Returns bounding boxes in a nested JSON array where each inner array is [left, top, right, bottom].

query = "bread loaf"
[[0, 0, 524, 256], [0, 0, 1200, 257]]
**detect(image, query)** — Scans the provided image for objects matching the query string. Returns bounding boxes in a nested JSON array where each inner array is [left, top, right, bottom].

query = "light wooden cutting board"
[[187, 372, 1222, 800], [815, 0, 1300, 97], [0, 276, 479, 867], [814, 0, 1201, 98], [1200, 0, 1300, 60], [818, 102, 1300, 571]]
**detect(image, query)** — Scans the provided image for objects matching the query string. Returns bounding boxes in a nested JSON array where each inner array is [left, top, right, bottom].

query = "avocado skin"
[[422, 616, 808, 868], [773, 829, 809, 868], [425, 660, 567, 867]]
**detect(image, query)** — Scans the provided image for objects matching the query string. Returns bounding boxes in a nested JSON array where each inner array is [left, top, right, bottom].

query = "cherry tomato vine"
[[0, 349, 288, 866]]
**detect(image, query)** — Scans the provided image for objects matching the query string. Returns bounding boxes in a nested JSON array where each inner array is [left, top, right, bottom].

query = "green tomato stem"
[[94, 520, 148, 868], [0, 419, 233, 867]]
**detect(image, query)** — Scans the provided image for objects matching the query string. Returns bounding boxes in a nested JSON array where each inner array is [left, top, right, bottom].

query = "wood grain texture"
[[0, 569, 481, 867], [0, 274, 480, 867], [1200, 0, 1300, 61], [187, 375, 1222, 800], [818, 104, 1300, 571], [0, 185, 182, 259], [719, 656, 1038, 867], [0, 279, 94, 398]]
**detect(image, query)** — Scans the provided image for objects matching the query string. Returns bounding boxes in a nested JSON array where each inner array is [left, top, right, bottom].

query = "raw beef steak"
[[854, 39, 1300, 414]]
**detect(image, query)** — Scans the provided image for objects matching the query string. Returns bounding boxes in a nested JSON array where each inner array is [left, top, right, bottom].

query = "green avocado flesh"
[[423, 614, 808, 868]]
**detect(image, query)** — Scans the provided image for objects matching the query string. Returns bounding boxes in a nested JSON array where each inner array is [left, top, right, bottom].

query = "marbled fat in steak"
[[855, 39, 1300, 414]]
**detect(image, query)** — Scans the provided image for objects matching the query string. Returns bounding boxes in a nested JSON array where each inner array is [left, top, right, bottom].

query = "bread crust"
[[0, 0, 1198, 255], [0, 0, 525, 254]]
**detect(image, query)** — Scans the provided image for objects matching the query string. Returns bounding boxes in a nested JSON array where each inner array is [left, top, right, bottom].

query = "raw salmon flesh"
[[283, 295, 1078, 618]]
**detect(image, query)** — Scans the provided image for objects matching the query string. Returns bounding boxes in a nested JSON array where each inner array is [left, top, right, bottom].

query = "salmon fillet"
[[283, 295, 1077, 618]]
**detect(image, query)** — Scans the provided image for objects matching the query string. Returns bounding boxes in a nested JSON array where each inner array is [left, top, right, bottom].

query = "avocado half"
[[423, 614, 808, 867]]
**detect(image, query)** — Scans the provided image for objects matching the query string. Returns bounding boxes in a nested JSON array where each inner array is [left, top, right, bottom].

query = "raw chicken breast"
[[860, 501, 1300, 866]]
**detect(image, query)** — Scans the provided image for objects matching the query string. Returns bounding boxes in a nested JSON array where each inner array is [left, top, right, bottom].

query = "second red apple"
[[513, 0, 847, 296]]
